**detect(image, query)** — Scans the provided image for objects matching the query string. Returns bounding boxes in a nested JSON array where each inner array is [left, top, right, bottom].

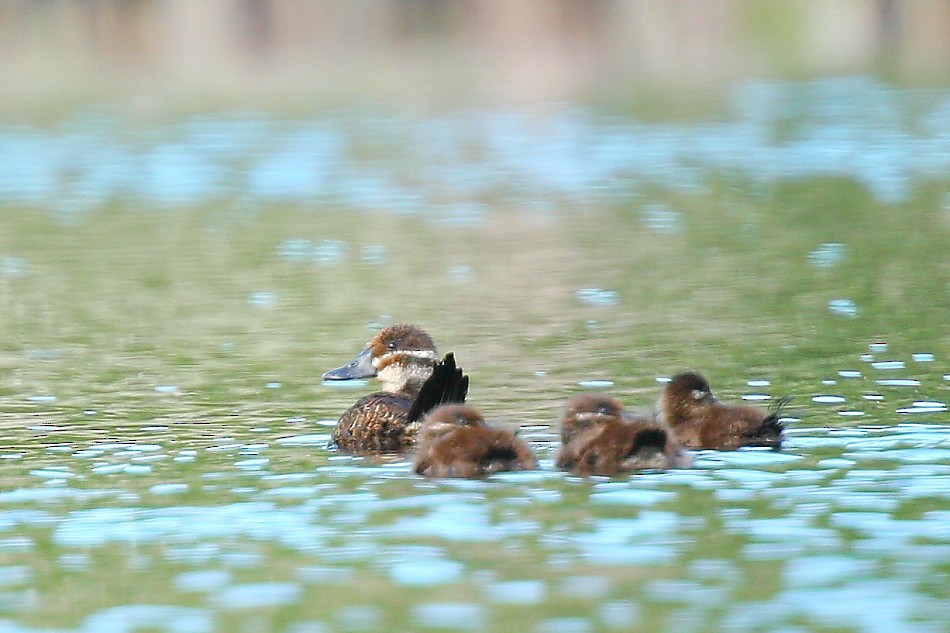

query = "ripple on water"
[[389, 558, 463, 586], [298, 566, 354, 585], [486, 580, 547, 605], [784, 555, 877, 587], [598, 601, 641, 629], [286, 621, 330, 633], [871, 360, 905, 370], [896, 401, 947, 414], [777, 580, 938, 633], [577, 379, 615, 389], [589, 488, 677, 506], [571, 514, 682, 566], [276, 434, 331, 446], [575, 288, 619, 307], [82, 605, 213, 633], [213, 582, 302, 609], [556, 575, 611, 600], [174, 570, 230, 593], [0, 565, 30, 588], [412, 603, 486, 630], [812, 395, 846, 404], [643, 579, 728, 607], [827, 298, 858, 317], [385, 501, 499, 542], [335, 606, 381, 632], [807, 242, 846, 268], [876, 378, 920, 387], [149, 483, 188, 496]]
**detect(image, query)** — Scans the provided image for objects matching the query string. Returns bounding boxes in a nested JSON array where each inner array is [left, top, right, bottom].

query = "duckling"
[[323, 324, 467, 453], [412, 404, 538, 478], [657, 371, 790, 450], [556, 393, 690, 476], [559, 393, 626, 445]]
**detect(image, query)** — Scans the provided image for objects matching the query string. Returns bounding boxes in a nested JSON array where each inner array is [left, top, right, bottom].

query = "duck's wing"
[[407, 353, 469, 423]]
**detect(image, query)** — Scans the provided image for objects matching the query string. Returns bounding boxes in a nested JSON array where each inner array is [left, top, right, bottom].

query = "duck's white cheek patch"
[[402, 350, 439, 361]]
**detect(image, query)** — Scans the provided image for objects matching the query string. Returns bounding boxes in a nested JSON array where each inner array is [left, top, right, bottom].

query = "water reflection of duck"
[[323, 324, 468, 453], [412, 404, 538, 478], [657, 371, 790, 450], [556, 393, 690, 476]]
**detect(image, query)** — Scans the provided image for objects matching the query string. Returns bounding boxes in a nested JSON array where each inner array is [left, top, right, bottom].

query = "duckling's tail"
[[407, 353, 470, 423], [769, 395, 793, 418], [747, 396, 792, 449]]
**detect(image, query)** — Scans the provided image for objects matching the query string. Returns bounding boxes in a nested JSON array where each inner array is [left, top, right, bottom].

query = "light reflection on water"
[[0, 78, 948, 633], [1, 385, 948, 631], [1, 78, 949, 217]]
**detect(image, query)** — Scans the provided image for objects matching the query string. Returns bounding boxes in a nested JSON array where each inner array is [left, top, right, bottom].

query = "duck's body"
[[331, 390, 419, 453], [413, 404, 538, 478], [657, 371, 788, 450], [556, 393, 689, 476], [323, 324, 467, 454]]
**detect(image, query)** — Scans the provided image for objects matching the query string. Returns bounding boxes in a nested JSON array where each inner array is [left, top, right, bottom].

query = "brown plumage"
[[412, 404, 538, 478], [556, 393, 690, 476], [657, 371, 789, 450], [559, 393, 627, 446], [331, 391, 417, 453], [323, 324, 466, 454]]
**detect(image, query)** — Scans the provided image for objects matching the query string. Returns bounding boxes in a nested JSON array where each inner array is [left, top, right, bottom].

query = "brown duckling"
[[556, 393, 690, 476], [412, 404, 538, 478], [657, 371, 790, 450], [323, 324, 467, 453]]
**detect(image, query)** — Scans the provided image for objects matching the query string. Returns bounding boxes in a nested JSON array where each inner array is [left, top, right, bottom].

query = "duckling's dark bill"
[[323, 346, 377, 380]]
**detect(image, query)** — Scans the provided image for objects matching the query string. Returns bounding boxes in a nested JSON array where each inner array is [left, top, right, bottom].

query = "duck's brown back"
[[330, 391, 418, 453], [700, 403, 782, 450]]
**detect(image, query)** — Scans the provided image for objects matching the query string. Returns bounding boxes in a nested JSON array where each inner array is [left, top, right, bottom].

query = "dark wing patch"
[[407, 353, 469, 423]]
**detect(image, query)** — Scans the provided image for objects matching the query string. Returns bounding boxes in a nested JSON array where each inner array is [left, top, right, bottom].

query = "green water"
[[0, 90, 949, 632]]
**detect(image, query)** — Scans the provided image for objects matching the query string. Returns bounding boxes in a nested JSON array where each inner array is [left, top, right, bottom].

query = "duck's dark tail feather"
[[747, 396, 793, 449], [769, 395, 793, 418], [407, 353, 469, 423]]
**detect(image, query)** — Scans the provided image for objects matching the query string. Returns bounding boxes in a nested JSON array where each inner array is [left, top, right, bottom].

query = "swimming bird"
[[323, 324, 467, 453], [657, 371, 790, 450], [412, 404, 538, 478], [556, 393, 690, 476]]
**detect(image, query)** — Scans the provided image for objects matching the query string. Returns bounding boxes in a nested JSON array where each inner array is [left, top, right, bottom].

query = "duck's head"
[[659, 371, 715, 416], [323, 323, 439, 392], [419, 404, 486, 442], [560, 393, 626, 444]]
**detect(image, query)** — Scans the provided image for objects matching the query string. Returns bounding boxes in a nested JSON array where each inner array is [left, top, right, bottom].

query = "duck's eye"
[[387, 341, 397, 350], [597, 405, 612, 415]]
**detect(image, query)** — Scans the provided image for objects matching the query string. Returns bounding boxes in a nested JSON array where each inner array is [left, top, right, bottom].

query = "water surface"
[[0, 78, 948, 632]]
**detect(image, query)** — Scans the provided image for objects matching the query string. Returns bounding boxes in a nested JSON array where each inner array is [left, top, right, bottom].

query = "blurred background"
[[1, 3, 949, 633], [1, 0, 949, 109]]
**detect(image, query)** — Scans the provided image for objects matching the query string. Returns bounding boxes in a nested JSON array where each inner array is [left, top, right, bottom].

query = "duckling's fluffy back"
[[412, 404, 538, 478]]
